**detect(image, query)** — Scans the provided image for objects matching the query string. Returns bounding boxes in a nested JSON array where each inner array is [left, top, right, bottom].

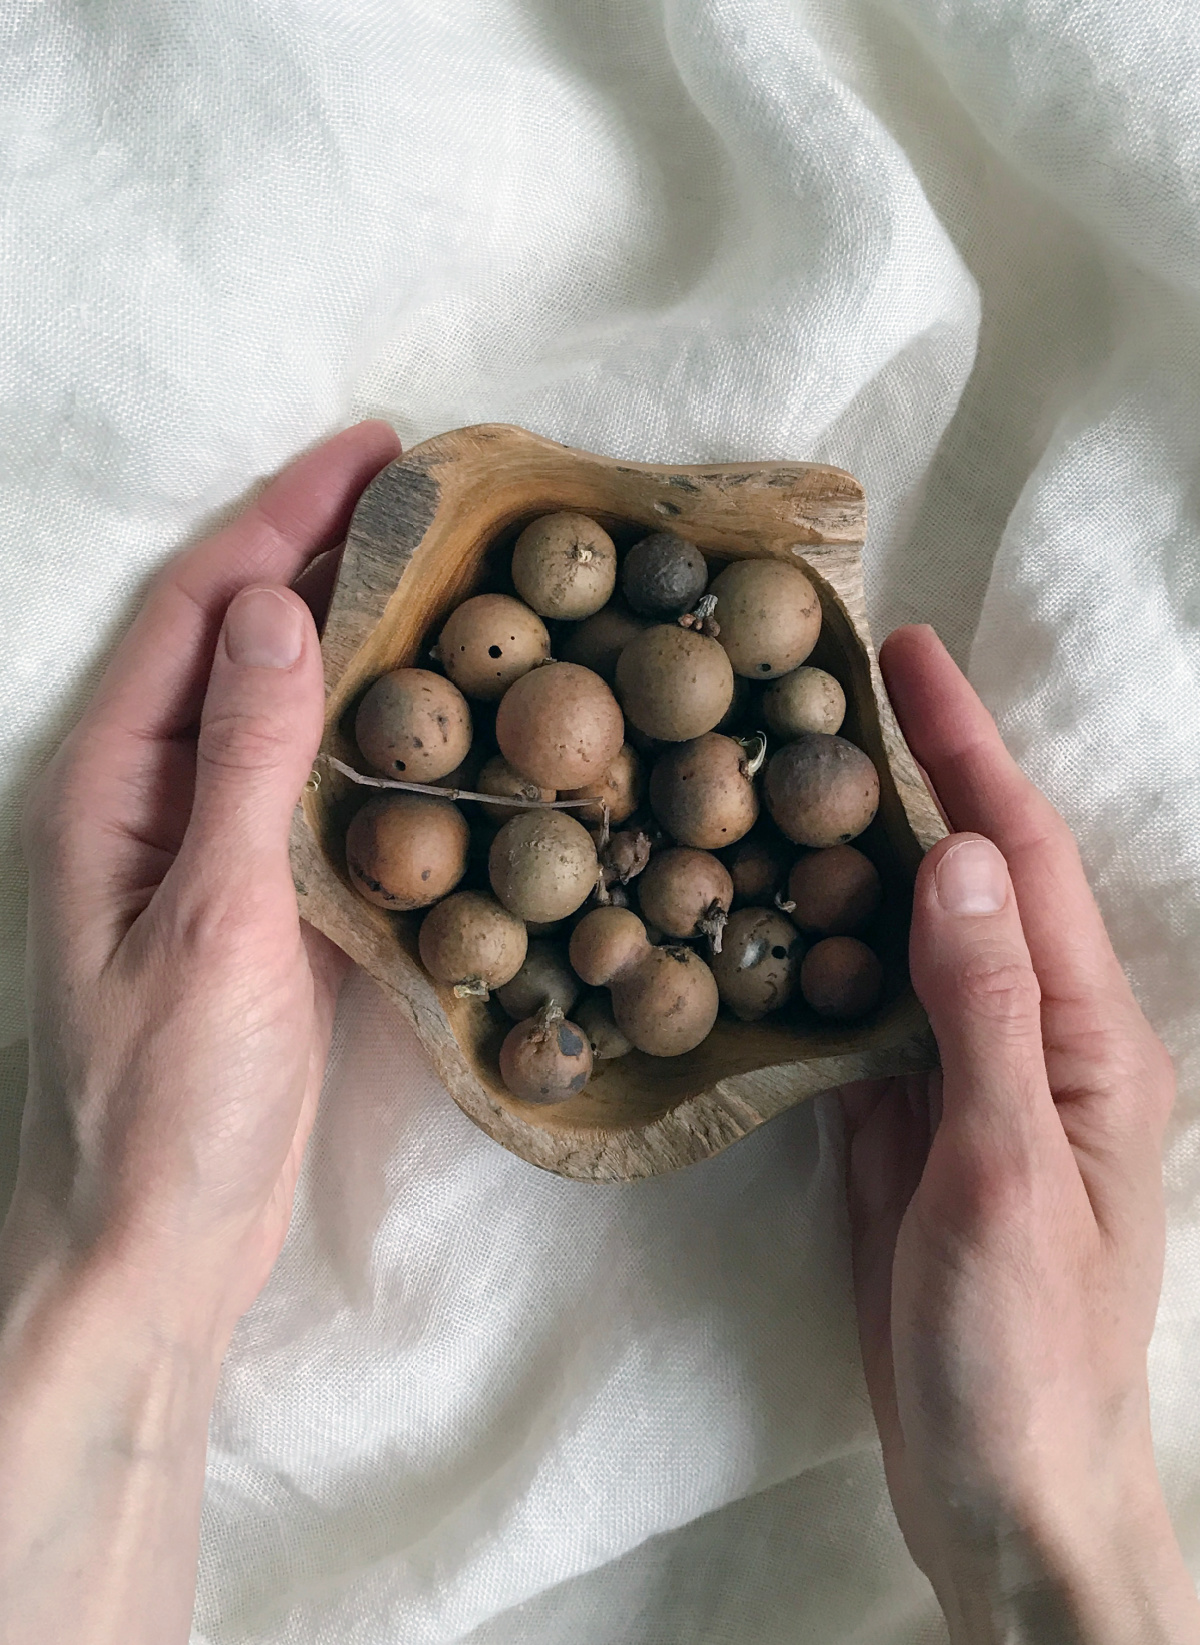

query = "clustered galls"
[[343, 510, 891, 1104]]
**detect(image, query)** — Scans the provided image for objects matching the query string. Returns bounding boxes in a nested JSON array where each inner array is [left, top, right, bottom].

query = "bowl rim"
[[289, 423, 946, 1180]]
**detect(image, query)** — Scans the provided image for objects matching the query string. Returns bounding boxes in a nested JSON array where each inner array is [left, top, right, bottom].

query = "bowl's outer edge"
[[290, 423, 946, 1181]]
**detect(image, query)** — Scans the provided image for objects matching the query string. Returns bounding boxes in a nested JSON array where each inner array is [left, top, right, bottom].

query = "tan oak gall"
[[710, 907, 804, 1021], [800, 935, 884, 1019], [765, 733, 880, 848], [611, 945, 720, 1058], [437, 593, 550, 700], [569, 906, 651, 988], [621, 531, 708, 617], [488, 810, 599, 924], [575, 993, 632, 1060], [475, 753, 556, 824], [499, 1007, 594, 1104], [511, 512, 617, 619], [649, 733, 759, 849], [562, 743, 643, 826], [614, 624, 734, 743], [761, 665, 846, 739], [559, 600, 650, 683], [417, 891, 528, 994], [786, 844, 882, 936], [637, 847, 733, 945], [598, 828, 652, 889], [345, 793, 470, 911], [726, 833, 791, 907], [355, 667, 473, 783], [710, 559, 821, 679], [495, 661, 624, 791]]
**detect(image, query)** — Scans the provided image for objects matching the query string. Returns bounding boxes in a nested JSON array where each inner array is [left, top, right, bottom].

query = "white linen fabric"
[[2, 0, 1199, 1639]]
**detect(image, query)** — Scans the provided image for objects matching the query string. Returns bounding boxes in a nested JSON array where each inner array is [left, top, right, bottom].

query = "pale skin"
[[0, 423, 1195, 1644]]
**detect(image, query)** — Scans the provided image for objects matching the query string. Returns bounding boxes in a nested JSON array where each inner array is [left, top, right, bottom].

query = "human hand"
[[839, 625, 1199, 1642], [0, 422, 402, 1645], [3, 419, 401, 1344]]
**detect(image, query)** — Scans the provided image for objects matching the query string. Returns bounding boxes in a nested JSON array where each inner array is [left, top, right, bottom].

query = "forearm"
[[931, 1486, 1200, 1645], [0, 1234, 226, 1645]]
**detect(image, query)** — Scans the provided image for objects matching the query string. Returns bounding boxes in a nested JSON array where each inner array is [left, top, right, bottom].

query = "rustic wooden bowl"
[[289, 424, 946, 1181]]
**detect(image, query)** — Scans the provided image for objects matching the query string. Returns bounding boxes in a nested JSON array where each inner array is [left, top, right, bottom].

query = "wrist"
[[1, 1193, 235, 1375], [930, 1469, 1200, 1645], [0, 1208, 224, 1643]]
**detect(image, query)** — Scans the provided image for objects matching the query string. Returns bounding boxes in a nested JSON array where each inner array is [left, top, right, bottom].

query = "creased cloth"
[[2, 1, 1199, 1640]]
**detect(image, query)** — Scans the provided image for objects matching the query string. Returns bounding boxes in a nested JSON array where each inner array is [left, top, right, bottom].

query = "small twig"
[[678, 593, 720, 638], [535, 1001, 565, 1034], [324, 755, 592, 809], [453, 978, 490, 1000], [737, 731, 768, 777], [698, 900, 728, 955]]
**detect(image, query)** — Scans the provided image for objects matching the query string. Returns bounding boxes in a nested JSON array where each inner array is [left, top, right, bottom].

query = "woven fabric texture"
[[1, 1, 1198, 1640]]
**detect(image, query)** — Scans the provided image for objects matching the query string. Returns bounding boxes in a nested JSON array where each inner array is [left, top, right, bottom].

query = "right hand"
[[837, 625, 1199, 1642]]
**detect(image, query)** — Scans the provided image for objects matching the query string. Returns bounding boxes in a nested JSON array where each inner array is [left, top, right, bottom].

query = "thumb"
[[179, 586, 324, 890], [908, 833, 1053, 1148]]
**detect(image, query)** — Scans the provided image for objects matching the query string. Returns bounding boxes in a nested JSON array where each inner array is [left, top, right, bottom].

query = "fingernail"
[[224, 588, 303, 669], [934, 838, 1008, 915]]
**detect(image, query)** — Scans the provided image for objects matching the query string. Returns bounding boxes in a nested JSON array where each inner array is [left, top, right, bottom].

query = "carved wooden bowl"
[[290, 424, 946, 1181]]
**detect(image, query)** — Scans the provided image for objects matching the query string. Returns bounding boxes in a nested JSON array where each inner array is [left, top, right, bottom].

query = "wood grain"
[[290, 424, 946, 1181]]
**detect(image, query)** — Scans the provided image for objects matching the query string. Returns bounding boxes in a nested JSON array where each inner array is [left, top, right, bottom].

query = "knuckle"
[[1095, 1019, 1176, 1124], [193, 892, 270, 955], [1047, 1014, 1177, 1150], [959, 1152, 1036, 1227], [956, 952, 1042, 1026], [1016, 788, 1075, 853], [21, 758, 78, 865], [1036, 796, 1074, 846], [197, 708, 292, 775], [167, 874, 281, 963], [921, 1135, 1042, 1246]]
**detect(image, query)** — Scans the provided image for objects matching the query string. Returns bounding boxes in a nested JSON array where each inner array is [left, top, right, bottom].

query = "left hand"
[[3, 420, 401, 1343]]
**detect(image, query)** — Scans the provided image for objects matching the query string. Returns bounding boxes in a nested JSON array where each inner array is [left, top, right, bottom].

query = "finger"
[[35, 424, 398, 916], [880, 626, 1159, 1101], [908, 831, 1057, 1155], [170, 586, 324, 900], [82, 420, 400, 747]]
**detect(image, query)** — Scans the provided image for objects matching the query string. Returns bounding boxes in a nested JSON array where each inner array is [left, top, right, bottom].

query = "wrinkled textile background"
[[2, 0, 1199, 1640]]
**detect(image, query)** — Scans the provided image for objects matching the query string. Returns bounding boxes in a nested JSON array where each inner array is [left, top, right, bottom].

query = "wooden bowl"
[[290, 424, 946, 1181]]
